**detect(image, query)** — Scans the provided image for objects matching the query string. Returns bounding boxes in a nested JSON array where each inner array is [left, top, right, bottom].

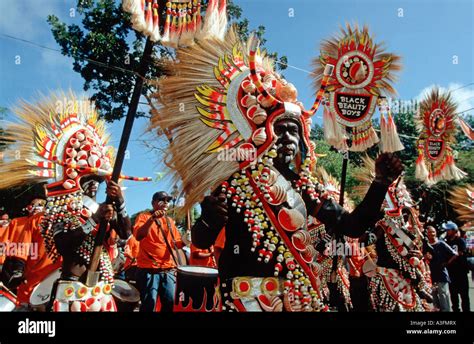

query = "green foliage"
[[47, 0, 287, 123], [310, 126, 359, 201], [47, 0, 170, 122]]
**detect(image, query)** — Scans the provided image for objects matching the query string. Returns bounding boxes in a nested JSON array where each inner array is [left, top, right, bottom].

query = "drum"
[[0, 282, 17, 311], [111, 279, 140, 312], [29, 269, 61, 312], [174, 265, 220, 312]]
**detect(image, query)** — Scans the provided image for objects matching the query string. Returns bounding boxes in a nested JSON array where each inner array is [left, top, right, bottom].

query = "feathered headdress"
[[313, 24, 403, 152], [415, 87, 467, 184], [150, 28, 320, 210], [0, 91, 114, 195], [448, 184, 473, 225], [0, 92, 112, 263]]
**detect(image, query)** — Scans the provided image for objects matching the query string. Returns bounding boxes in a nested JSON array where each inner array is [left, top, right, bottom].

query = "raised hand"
[[374, 153, 404, 186], [151, 210, 166, 219], [106, 180, 124, 205], [201, 192, 228, 229]]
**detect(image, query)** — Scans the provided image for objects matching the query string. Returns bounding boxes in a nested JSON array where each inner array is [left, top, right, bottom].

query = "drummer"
[[133, 191, 186, 312]]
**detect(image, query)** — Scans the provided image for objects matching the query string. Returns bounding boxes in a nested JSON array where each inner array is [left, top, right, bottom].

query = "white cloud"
[[0, 0, 65, 41], [416, 83, 474, 118]]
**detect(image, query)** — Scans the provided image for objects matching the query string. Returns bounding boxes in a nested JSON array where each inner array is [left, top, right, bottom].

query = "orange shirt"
[[190, 244, 216, 268], [15, 213, 62, 304], [213, 228, 226, 265], [133, 212, 183, 269], [0, 223, 10, 265], [5, 216, 33, 262], [124, 235, 140, 270]]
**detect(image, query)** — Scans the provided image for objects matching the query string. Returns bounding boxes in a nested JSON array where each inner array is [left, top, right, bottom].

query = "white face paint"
[[27, 199, 46, 215], [82, 179, 100, 198]]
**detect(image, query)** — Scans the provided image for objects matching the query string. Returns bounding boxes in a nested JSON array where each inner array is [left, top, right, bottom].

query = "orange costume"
[[1, 215, 34, 269], [190, 244, 216, 268], [4, 216, 32, 261], [124, 235, 140, 271], [16, 213, 62, 305], [0, 222, 10, 265]]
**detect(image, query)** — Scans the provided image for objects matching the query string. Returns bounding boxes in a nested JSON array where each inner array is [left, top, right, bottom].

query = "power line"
[[275, 60, 315, 75], [0, 33, 141, 78], [451, 83, 474, 92], [3, 32, 474, 96], [455, 107, 474, 116]]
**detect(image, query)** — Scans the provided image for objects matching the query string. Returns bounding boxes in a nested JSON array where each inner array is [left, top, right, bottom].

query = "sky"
[[0, 0, 473, 216]]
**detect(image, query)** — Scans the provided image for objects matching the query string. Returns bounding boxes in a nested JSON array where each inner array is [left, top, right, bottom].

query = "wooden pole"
[[339, 150, 349, 206], [87, 37, 154, 284]]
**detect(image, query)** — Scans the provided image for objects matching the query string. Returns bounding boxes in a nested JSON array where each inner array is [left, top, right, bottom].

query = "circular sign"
[[429, 108, 446, 137], [335, 51, 375, 90]]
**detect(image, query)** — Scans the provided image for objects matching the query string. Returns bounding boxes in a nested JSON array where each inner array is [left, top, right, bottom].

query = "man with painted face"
[[192, 116, 403, 311], [133, 191, 186, 312], [52, 176, 131, 282]]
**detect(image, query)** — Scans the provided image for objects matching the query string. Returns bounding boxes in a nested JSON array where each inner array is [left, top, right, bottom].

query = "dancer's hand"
[[374, 153, 404, 186], [201, 192, 228, 229]]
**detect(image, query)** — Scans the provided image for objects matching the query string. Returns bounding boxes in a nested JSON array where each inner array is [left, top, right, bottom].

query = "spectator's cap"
[[152, 191, 173, 202], [441, 221, 458, 232]]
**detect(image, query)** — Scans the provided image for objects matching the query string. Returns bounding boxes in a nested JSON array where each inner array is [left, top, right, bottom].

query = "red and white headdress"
[[0, 91, 113, 194], [0, 91, 149, 268]]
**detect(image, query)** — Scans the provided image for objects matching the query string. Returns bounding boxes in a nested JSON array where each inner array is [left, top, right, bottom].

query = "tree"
[[48, 0, 166, 122], [48, 0, 286, 123]]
